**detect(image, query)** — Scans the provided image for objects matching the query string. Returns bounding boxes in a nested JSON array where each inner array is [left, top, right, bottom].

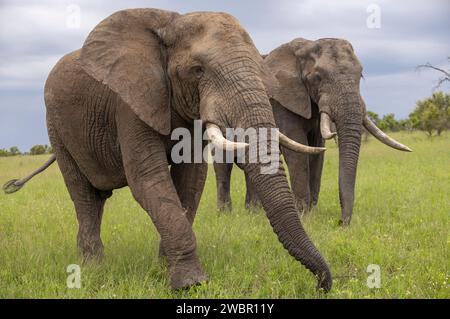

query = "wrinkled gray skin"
[[4, 11, 332, 291], [214, 38, 411, 226]]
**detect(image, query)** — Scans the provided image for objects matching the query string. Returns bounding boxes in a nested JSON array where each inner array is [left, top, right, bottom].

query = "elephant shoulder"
[[44, 50, 105, 111]]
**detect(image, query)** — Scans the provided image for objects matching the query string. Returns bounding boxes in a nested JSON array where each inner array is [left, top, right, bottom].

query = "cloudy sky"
[[0, 0, 449, 151]]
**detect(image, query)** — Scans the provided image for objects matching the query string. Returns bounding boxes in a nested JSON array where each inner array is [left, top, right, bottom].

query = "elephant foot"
[[79, 243, 104, 263], [169, 258, 208, 290], [77, 231, 104, 263], [217, 200, 232, 212], [338, 217, 351, 226], [338, 220, 350, 227], [311, 196, 319, 207], [245, 200, 262, 212], [294, 198, 312, 215]]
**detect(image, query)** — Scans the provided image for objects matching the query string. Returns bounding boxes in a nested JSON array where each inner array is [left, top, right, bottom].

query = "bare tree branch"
[[417, 63, 450, 78], [417, 59, 450, 90]]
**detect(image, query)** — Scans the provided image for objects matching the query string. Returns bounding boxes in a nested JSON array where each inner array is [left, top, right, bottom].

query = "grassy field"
[[0, 132, 449, 298]]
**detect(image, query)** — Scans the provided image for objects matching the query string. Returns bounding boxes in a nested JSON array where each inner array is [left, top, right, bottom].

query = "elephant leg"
[[49, 130, 109, 261], [125, 155, 206, 289], [171, 161, 208, 224], [244, 170, 261, 210], [157, 161, 208, 258], [213, 162, 233, 211], [282, 144, 311, 213], [117, 114, 206, 289], [73, 189, 110, 261], [308, 126, 325, 207]]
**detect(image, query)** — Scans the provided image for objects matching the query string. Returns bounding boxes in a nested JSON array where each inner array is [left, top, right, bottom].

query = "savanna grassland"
[[0, 132, 449, 298]]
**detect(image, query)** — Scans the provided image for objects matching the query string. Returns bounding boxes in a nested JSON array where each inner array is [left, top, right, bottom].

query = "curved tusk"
[[205, 123, 249, 151], [320, 112, 337, 140], [363, 115, 412, 152], [278, 131, 326, 154]]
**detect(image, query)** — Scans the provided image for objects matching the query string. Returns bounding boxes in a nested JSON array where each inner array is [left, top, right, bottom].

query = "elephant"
[[3, 10, 332, 291], [214, 37, 412, 225]]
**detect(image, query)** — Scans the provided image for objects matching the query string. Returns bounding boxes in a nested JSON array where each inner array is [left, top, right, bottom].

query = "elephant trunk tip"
[[317, 269, 333, 293]]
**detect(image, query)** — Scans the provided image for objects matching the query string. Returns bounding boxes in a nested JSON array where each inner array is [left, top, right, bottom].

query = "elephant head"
[[264, 38, 411, 225], [79, 10, 331, 290]]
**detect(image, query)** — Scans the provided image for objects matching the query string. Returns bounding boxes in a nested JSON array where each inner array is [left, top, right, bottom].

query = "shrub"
[[409, 91, 450, 136]]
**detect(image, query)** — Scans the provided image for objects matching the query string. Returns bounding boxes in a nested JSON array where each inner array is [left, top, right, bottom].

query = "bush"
[[29, 145, 47, 155], [409, 91, 450, 136], [366, 110, 381, 125], [378, 113, 401, 132], [0, 149, 10, 157], [0, 147, 21, 157], [9, 146, 21, 156], [398, 119, 414, 132]]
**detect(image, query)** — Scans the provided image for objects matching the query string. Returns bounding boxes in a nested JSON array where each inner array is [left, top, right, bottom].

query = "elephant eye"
[[190, 65, 204, 79], [308, 72, 321, 82]]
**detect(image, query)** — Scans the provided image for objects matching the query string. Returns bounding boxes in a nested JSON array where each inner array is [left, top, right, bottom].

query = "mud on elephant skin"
[[214, 37, 412, 226], [4, 10, 332, 291]]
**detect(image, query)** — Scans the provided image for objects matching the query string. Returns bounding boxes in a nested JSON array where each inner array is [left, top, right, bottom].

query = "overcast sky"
[[0, 0, 449, 151]]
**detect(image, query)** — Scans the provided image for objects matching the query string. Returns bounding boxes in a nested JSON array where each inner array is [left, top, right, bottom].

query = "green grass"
[[0, 131, 449, 298]]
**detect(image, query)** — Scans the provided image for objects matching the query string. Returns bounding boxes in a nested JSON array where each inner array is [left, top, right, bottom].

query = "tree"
[[0, 149, 9, 157], [9, 146, 20, 156], [362, 110, 381, 142], [366, 110, 381, 125], [29, 144, 47, 155], [409, 92, 450, 136], [378, 113, 400, 132], [44, 144, 53, 154], [398, 118, 414, 132], [417, 58, 450, 90]]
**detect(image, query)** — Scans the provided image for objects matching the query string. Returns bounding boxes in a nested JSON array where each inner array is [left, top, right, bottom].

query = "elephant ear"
[[264, 43, 312, 119], [80, 9, 179, 135]]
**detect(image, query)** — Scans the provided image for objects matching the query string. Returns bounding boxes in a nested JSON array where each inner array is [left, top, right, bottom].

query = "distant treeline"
[[0, 144, 53, 157], [0, 92, 449, 157], [367, 91, 449, 137]]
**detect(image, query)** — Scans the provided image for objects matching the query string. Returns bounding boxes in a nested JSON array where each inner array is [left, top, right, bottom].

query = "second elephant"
[[214, 37, 412, 225]]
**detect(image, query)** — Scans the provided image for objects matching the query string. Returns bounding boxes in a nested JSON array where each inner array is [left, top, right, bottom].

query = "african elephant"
[[3, 10, 332, 291], [214, 38, 411, 226]]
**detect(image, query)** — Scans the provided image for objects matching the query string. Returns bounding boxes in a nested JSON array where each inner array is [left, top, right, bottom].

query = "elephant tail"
[[3, 154, 56, 194]]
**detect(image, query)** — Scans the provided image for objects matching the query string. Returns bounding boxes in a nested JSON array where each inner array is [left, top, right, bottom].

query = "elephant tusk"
[[205, 123, 249, 151], [278, 131, 326, 154], [363, 115, 412, 152], [320, 112, 337, 140]]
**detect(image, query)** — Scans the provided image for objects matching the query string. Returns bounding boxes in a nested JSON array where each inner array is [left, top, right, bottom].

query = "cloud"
[[361, 67, 447, 118]]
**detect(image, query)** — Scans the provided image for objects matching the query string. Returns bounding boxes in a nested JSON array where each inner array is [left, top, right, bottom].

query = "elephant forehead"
[[173, 12, 240, 34], [184, 11, 241, 26], [318, 40, 357, 61], [175, 12, 251, 46]]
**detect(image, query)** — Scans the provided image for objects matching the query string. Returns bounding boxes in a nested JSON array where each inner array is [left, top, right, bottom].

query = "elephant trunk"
[[241, 132, 332, 291], [334, 98, 363, 226]]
